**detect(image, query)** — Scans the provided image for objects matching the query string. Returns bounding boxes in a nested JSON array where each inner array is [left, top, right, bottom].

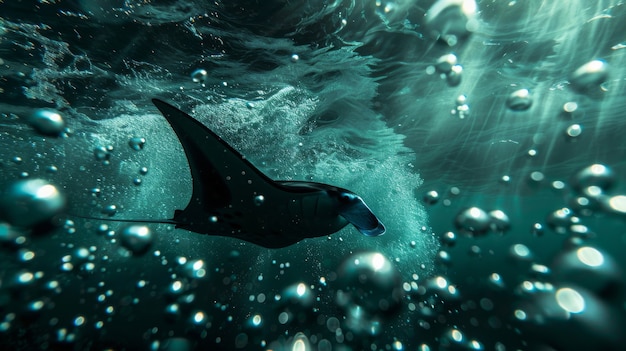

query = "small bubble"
[[440, 231, 457, 247], [446, 64, 463, 86], [529, 171, 545, 183], [435, 54, 458, 73], [253, 195, 265, 206], [278, 312, 290, 324], [489, 210, 511, 233], [139, 166, 148, 175], [506, 89, 532, 111], [422, 190, 439, 205], [436, 250, 452, 266], [94, 146, 110, 161], [563, 101, 578, 113], [191, 69, 208, 83], [101, 205, 117, 217], [128, 137, 146, 151], [290, 54, 300, 62], [182, 259, 207, 279], [454, 207, 490, 236], [120, 225, 153, 255], [546, 207, 576, 234], [509, 244, 532, 261], [46, 165, 58, 173], [566, 124, 582, 138], [531, 222, 544, 236], [73, 316, 85, 327]]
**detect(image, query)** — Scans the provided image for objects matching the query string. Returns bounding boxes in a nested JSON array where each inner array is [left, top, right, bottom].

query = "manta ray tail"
[[69, 214, 178, 226]]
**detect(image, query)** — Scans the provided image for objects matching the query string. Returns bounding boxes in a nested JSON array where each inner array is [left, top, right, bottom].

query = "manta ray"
[[95, 99, 385, 248]]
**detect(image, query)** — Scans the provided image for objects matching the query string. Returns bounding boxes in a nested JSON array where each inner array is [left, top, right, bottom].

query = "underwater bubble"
[[29, 109, 65, 136], [488, 273, 505, 290], [454, 207, 490, 236], [425, 0, 478, 44], [440, 231, 457, 246], [133, 178, 142, 186], [436, 250, 452, 267], [455, 103, 470, 119], [552, 246, 622, 298], [528, 171, 545, 184], [139, 166, 149, 175], [288, 332, 310, 351], [335, 252, 403, 314], [290, 54, 300, 62], [530, 223, 544, 236], [164, 303, 181, 322], [423, 276, 460, 301], [561, 101, 579, 119], [570, 59, 609, 92], [281, 282, 315, 308], [0, 222, 23, 246], [506, 89, 532, 111], [435, 54, 458, 73], [182, 259, 207, 279], [456, 94, 467, 105], [601, 195, 626, 215], [46, 165, 58, 174], [191, 69, 208, 83], [515, 285, 623, 350], [546, 207, 577, 234], [565, 124, 582, 138], [488, 210, 510, 233], [529, 264, 551, 278], [101, 205, 117, 217], [167, 280, 187, 297], [570, 164, 615, 193], [446, 64, 463, 86], [94, 146, 111, 161], [0, 179, 66, 228], [90, 188, 102, 197], [128, 137, 146, 151], [439, 328, 466, 350], [422, 190, 439, 205], [24, 300, 45, 318], [120, 225, 153, 255], [567, 195, 600, 217], [509, 244, 533, 262], [253, 195, 265, 206], [157, 337, 192, 351]]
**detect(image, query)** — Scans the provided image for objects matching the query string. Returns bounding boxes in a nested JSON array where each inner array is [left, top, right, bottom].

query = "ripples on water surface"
[[1, 0, 625, 350]]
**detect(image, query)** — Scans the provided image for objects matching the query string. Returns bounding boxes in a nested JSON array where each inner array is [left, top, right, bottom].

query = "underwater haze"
[[1, 0, 626, 350]]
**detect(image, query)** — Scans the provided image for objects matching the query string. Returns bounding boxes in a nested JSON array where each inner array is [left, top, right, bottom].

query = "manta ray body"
[[118, 99, 385, 248]]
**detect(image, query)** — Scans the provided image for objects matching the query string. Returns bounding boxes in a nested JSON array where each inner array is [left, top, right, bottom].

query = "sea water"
[[0, 1, 625, 350]]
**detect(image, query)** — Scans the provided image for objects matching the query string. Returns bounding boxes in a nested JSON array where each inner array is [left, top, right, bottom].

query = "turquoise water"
[[0, 1, 625, 350]]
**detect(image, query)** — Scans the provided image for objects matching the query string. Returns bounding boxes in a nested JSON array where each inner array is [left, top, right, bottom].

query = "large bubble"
[[0, 179, 66, 228]]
